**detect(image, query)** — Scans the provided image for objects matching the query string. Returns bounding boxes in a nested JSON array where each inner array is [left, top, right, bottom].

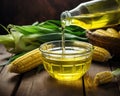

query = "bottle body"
[[61, 0, 120, 29]]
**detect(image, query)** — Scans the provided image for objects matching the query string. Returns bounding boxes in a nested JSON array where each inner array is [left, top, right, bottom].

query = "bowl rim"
[[39, 40, 93, 55]]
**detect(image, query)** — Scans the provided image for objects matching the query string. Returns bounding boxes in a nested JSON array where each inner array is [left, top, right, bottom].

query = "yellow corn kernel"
[[8, 48, 42, 73], [92, 46, 112, 62], [106, 28, 119, 38], [93, 71, 113, 86]]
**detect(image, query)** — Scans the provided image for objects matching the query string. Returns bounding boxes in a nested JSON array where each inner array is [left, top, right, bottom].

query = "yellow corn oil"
[[62, 9, 120, 29], [42, 46, 92, 81]]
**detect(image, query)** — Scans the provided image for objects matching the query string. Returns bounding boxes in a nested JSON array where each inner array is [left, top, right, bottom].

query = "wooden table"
[[0, 44, 120, 96]]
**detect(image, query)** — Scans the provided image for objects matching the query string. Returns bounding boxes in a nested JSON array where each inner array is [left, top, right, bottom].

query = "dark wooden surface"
[[0, 44, 120, 96]]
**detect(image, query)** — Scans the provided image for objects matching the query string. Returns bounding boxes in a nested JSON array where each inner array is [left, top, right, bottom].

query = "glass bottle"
[[61, 0, 120, 29]]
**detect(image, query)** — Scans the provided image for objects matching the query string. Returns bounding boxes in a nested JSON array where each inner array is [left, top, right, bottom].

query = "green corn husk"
[[0, 20, 87, 54]]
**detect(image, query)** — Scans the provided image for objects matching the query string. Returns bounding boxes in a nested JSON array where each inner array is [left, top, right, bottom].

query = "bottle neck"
[[61, 11, 71, 27], [61, 11, 71, 19]]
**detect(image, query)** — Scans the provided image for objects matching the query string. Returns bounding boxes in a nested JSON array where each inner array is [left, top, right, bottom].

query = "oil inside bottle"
[[61, 9, 120, 30]]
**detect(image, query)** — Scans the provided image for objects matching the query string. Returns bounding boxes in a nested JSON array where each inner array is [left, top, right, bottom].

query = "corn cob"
[[8, 48, 42, 73], [93, 28, 119, 38], [94, 68, 120, 86], [92, 46, 112, 62], [94, 71, 113, 86], [106, 28, 119, 38], [93, 29, 112, 37]]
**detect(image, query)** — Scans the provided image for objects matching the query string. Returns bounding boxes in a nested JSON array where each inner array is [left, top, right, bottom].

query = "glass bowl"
[[40, 40, 93, 81]]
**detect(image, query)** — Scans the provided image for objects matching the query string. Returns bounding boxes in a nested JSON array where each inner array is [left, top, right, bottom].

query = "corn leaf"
[[0, 20, 87, 54]]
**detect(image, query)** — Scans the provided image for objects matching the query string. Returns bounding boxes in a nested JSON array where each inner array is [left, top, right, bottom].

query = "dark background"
[[0, 0, 89, 34]]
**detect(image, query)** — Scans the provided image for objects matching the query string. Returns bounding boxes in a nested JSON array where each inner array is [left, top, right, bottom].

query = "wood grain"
[[0, 66, 21, 96], [16, 71, 84, 96], [0, 44, 20, 96]]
